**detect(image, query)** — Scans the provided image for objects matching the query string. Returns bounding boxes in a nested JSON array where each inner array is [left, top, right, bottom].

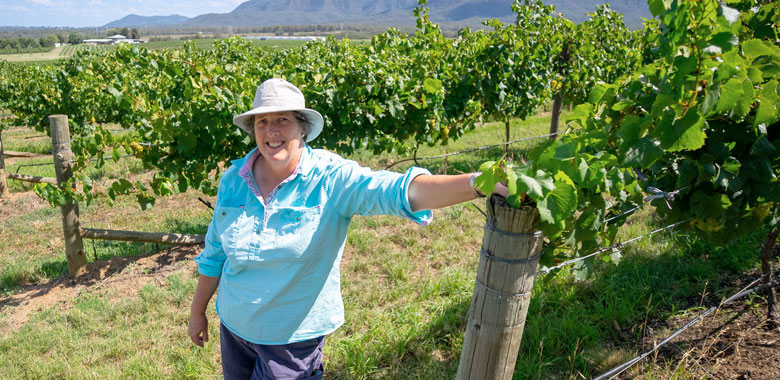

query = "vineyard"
[[1, 0, 779, 378]]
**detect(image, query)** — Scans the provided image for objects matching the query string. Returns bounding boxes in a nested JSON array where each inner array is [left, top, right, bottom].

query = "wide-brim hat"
[[233, 78, 324, 142]]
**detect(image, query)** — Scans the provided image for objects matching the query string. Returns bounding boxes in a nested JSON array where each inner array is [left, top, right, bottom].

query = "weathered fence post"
[[456, 195, 543, 380], [50, 115, 87, 279], [0, 129, 9, 196]]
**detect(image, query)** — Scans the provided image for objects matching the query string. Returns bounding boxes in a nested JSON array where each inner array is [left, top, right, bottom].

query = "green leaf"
[[743, 39, 780, 61], [750, 137, 776, 157], [624, 137, 664, 169], [616, 115, 647, 144], [656, 110, 707, 152], [538, 172, 578, 225], [112, 147, 121, 162], [676, 159, 698, 188], [716, 78, 745, 113], [709, 32, 739, 52], [107, 86, 123, 101], [476, 161, 502, 196], [609, 248, 622, 265], [756, 80, 780, 126], [648, 0, 672, 17], [701, 83, 720, 116], [553, 142, 577, 160], [136, 194, 156, 210], [423, 78, 442, 94], [572, 259, 593, 282], [517, 170, 554, 201], [587, 84, 616, 104]]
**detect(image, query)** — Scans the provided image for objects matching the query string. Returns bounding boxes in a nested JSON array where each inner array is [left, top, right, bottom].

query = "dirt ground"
[[0, 244, 200, 338], [614, 270, 780, 380]]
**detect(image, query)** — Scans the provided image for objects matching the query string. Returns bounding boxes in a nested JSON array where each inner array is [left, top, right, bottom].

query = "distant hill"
[[103, 14, 190, 28], [104, 1, 651, 30]]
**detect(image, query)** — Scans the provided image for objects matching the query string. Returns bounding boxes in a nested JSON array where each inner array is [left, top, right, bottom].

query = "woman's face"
[[253, 111, 306, 168]]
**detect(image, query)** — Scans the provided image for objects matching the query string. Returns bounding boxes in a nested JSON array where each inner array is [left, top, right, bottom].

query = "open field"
[[0, 114, 777, 379], [0, 39, 310, 64]]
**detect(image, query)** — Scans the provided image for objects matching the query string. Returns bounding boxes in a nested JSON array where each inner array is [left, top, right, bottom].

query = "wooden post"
[[0, 129, 9, 196], [456, 195, 543, 380], [50, 115, 87, 279], [762, 227, 779, 327], [549, 92, 563, 141]]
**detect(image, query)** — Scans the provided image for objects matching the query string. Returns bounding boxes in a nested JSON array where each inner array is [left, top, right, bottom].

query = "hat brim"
[[233, 106, 324, 142]]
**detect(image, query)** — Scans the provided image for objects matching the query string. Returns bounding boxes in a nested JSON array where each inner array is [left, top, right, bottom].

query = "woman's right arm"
[[188, 274, 220, 347]]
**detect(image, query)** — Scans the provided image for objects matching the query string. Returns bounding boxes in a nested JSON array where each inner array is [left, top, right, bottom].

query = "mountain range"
[[104, 0, 652, 29]]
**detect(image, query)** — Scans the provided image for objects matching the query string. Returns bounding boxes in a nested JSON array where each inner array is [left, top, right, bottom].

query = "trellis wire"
[[14, 161, 55, 173], [593, 273, 780, 380], [604, 187, 688, 224], [384, 131, 563, 170], [536, 219, 691, 276]]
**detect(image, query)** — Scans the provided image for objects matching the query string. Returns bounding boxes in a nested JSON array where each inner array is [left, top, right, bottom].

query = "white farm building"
[[83, 35, 143, 45]]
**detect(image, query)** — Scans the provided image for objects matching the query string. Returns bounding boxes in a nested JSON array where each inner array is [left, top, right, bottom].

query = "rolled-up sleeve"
[[329, 162, 433, 225], [194, 215, 226, 277]]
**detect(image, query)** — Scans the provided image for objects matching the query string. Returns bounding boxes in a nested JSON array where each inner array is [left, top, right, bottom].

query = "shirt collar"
[[232, 145, 313, 180]]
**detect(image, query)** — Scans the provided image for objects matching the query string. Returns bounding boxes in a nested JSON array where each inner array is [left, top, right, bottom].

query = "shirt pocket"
[[213, 206, 252, 257], [267, 206, 322, 260]]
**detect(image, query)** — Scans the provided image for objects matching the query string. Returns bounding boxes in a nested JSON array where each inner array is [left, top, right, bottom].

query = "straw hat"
[[233, 78, 324, 142]]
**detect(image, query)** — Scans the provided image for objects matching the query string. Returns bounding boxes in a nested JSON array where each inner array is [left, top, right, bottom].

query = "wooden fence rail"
[[81, 228, 205, 245], [4, 150, 48, 158], [6, 172, 58, 184]]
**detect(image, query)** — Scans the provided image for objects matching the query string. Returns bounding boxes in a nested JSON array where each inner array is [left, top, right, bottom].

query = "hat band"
[[254, 97, 305, 109]]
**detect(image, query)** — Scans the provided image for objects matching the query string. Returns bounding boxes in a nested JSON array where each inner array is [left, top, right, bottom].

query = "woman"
[[189, 78, 505, 379]]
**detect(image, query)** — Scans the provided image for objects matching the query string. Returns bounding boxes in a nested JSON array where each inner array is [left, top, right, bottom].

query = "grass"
[[0, 113, 772, 378]]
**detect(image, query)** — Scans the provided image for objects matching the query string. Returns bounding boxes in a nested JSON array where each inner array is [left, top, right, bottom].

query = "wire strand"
[[536, 219, 690, 276], [593, 272, 780, 380], [384, 131, 562, 170]]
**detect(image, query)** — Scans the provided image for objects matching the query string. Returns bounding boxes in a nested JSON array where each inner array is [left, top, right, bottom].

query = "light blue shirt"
[[194, 146, 432, 344]]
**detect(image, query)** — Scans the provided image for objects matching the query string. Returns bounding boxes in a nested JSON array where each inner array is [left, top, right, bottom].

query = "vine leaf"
[[538, 172, 577, 237], [656, 109, 706, 152]]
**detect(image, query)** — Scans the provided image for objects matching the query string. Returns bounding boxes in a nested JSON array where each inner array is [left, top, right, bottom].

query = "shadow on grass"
[[326, 227, 767, 379], [1, 217, 209, 293]]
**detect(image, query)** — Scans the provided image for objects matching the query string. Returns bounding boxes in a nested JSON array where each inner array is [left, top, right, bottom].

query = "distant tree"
[[130, 28, 139, 39], [68, 32, 82, 45], [40, 34, 58, 47]]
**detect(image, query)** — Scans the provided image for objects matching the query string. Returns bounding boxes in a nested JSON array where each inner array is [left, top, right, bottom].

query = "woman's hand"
[[493, 181, 509, 198], [189, 311, 209, 347], [188, 274, 220, 347]]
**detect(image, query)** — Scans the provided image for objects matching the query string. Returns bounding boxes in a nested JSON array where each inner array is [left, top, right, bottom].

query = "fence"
[[0, 115, 204, 279]]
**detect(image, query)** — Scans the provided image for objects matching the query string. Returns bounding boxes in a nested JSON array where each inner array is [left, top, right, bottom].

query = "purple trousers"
[[220, 323, 325, 380]]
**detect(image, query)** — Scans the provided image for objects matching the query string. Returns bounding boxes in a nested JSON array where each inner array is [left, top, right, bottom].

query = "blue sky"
[[0, 0, 246, 27]]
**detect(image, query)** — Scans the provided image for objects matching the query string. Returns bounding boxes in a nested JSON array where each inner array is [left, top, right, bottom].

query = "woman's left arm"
[[408, 173, 507, 212]]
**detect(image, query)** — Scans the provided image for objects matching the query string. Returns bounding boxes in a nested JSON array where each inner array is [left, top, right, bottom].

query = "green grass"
[[0, 114, 771, 379]]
